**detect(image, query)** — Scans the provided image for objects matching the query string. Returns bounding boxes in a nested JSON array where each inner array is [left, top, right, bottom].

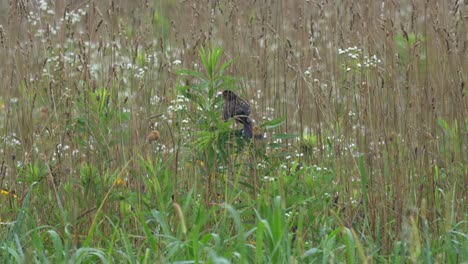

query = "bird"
[[221, 90, 253, 138]]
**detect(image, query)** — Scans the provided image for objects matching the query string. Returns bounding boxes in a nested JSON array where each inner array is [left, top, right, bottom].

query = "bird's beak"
[[216, 91, 223, 97]]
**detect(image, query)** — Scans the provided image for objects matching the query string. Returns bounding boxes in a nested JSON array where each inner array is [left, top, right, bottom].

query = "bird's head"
[[220, 90, 237, 100]]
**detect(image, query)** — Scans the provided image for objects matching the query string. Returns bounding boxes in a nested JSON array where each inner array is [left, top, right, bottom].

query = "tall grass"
[[0, 0, 466, 262]]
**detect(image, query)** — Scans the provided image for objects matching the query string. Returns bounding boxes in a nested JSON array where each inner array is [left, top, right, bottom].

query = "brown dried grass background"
[[0, 0, 466, 254]]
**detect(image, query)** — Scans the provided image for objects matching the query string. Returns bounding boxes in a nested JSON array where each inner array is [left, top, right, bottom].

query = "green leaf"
[[272, 133, 297, 140], [270, 151, 294, 158], [302, 247, 321, 258], [342, 227, 356, 264], [48, 230, 65, 262], [263, 119, 284, 130], [256, 220, 265, 264], [176, 69, 205, 79]]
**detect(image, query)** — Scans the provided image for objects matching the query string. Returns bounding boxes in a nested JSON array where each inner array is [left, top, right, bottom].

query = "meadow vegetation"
[[0, 0, 466, 263]]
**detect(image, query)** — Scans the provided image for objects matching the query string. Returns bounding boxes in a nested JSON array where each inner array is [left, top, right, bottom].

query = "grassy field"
[[0, 0, 466, 263]]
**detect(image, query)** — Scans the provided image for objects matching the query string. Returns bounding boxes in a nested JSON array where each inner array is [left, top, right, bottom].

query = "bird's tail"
[[242, 118, 253, 139]]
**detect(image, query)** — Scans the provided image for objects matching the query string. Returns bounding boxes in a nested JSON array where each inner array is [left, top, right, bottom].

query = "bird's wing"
[[235, 99, 251, 116]]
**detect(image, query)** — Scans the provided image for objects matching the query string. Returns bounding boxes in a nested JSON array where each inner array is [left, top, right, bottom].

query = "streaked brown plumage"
[[221, 90, 253, 138]]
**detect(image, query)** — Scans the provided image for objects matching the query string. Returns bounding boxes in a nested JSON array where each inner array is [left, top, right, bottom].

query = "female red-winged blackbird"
[[221, 90, 253, 138]]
